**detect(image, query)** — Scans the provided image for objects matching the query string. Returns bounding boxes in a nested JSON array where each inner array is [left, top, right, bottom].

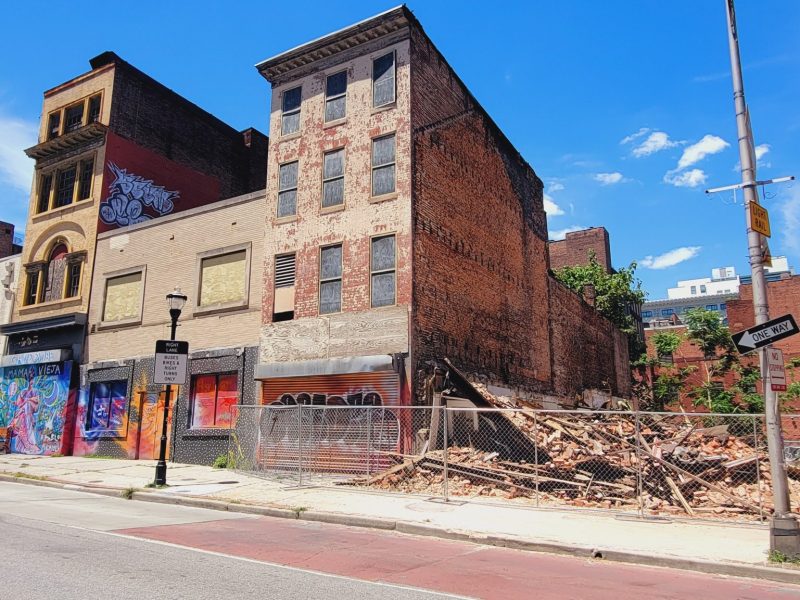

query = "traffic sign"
[[154, 340, 189, 385], [750, 203, 771, 237], [732, 314, 798, 354], [767, 347, 787, 392]]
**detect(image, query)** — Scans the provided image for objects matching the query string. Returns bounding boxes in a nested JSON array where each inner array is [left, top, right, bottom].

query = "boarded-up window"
[[199, 250, 247, 307], [371, 134, 395, 196], [103, 271, 142, 322], [43, 243, 68, 303], [87, 380, 128, 432], [372, 52, 395, 107], [322, 149, 344, 208], [278, 161, 298, 218], [325, 71, 347, 122], [191, 373, 239, 429], [371, 235, 396, 308], [319, 244, 342, 314], [281, 86, 301, 135], [274, 253, 296, 320]]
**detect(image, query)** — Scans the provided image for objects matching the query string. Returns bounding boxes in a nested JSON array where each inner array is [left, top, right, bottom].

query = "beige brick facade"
[[86, 191, 266, 362]]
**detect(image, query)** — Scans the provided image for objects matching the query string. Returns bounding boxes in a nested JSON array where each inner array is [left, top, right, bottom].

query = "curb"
[[1, 473, 798, 585]]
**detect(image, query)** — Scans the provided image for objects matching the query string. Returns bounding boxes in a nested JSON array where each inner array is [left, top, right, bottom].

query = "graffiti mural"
[[99, 163, 179, 227], [0, 359, 74, 455]]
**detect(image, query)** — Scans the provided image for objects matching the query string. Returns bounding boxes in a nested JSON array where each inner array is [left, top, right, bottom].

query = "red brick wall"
[[549, 279, 630, 397], [727, 276, 800, 359], [0, 221, 14, 259], [549, 227, 612, 273]]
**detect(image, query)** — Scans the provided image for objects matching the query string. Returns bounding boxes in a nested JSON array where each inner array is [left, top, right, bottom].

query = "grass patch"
[[769, 550, 800, 565], [49, 453, 64, 458], [212, 454, 229, 469], [291, 506, 308, 518], [84, 454, 119, 460], [121, 487, 137, 500], [12, 472, 45, 480]]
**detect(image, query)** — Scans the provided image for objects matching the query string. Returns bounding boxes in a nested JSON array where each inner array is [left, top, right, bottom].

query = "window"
[[700, 285, 707, 294], [319, 244, 342, 314], [103, 271, 143, 322], [78, 158, 94, 200], [45, 93, 101, 140], [281, 86, 301, 135], [720, 303, 727, 310], [690, 286, 696, 295], [706, 304, 718, 311], [273, 253, 296, 321], [87, 380, 128, 432], [641, 310, 653, 318], [191, 373, 238, 429], [658, 352, 674, 365], [322, 149, 345, 208], [660, 308, 674, 317], [325, 71, 347, 122], [199, 249, 248, 308], [371, 134, 396, 196], [65, 261, 81, 298], [278, 161, 298, 218], [24, 270, 40, 306], [371, 235, 396, 307], [54, 166, 77, 208], [88, 95, 101, 123], [37, 174, 53, 213], [47, 113, 61, 140], [43, 244, 68, 303], [372, 52, 396, 107]]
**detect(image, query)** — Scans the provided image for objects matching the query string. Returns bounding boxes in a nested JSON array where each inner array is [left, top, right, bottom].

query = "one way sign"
[[732, 314, 798, 354]]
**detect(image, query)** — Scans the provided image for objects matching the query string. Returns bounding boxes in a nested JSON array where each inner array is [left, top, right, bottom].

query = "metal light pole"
[[723, 0, 800, 555], [154, 287, 187, 486]]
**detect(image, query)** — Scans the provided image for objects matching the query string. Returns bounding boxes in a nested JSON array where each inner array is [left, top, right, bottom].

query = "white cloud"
[[620, 127, 650, 145], [677, 134, 729, 169], [547, 181, 565, 193], [755, 144, 770, 160], [780, 187, 800, 257], [0, 110, 37, 193], [663, 168, 707, 188], [549, 225, 586, 241], [543, 193, 564, 216], [639, 246, 702, 270], [593, 172, 625, 185], [734, 143, 772, 171], [631, 131, 679, 158]]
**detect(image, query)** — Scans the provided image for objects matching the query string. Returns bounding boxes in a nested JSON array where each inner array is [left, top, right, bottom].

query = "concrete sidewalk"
[[1, 453, 796, 583]]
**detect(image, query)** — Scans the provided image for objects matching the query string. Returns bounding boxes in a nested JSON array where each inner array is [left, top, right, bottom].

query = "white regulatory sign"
[[153, 340, 189, 385], [768, 347, 787, 392]]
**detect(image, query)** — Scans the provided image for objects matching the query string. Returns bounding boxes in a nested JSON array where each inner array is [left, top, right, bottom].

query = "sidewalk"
[[1, 453, 796, 583]]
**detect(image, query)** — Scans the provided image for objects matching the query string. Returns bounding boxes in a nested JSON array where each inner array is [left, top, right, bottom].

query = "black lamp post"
[[154, 287, 188, 486]]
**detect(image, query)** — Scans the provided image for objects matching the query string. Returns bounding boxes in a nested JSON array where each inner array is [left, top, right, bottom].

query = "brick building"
[[254, 6, 630, 416], [0, 52, 266, 456], [549, 226, 613, 273]]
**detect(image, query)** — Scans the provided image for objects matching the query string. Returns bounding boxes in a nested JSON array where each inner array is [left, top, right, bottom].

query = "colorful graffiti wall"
[[0, 352, 75, 455], [98, 131, 221, 234]]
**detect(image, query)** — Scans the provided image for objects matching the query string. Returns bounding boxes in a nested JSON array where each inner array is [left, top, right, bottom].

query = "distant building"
[[643, 258, 793, 329], [548, 227, 612, 273]]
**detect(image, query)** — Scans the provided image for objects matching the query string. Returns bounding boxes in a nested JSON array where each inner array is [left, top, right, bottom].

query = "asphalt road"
[[2, 482, 799, 599]]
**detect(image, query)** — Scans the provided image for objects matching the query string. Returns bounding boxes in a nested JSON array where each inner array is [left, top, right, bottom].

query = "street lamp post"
[[154, 287, 187, 486]]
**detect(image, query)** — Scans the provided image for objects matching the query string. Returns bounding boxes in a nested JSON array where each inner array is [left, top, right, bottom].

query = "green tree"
[[634, 330, 693, 411], [554, 253, 647, 359]]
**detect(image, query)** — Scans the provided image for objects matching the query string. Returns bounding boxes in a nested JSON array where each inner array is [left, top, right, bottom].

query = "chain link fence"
[[227, 404, 800, 522]]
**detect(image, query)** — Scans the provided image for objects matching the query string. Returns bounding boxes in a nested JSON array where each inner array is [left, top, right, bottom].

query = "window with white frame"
[[278, 161, 298, 218], [325, 71, 347, 122], [372, 52, 396, 107], [371, 235, 396, 307], [322, 149, 345, 208], [371, 134, 395, 197], [281, 86, 301, 135], [319, 244, 342, 314]]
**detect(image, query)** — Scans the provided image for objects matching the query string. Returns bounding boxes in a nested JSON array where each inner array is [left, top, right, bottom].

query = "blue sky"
[[2, 1, 799, 300]]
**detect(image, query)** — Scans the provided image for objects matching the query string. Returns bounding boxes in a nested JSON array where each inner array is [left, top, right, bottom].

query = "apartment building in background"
[[254, 6, 630, 424], [0, 52, 267, 455]]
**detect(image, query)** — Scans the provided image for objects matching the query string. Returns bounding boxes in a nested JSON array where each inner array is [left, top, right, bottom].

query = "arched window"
[[42, 243, 68, 303]]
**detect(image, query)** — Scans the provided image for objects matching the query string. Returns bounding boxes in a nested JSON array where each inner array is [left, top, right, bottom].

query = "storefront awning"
[[0, 312, 87, 336], [255, 354, 395, 379]]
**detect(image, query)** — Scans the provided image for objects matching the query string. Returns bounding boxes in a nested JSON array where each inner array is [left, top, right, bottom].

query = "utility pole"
[[714, 0, 800, 556]]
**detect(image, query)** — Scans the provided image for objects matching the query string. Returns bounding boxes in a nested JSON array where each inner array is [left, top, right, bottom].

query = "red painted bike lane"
[[116, 516, 800, 600]]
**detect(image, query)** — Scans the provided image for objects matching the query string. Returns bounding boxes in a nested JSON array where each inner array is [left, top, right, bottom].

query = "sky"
[[1, 1, 799, 301]]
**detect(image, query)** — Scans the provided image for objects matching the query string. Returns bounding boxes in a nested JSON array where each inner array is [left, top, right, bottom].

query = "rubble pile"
[[350, 388, 799, 520]]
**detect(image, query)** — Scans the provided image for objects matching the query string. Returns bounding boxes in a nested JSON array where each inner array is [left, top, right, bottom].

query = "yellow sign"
[[750, 203, 771, 237], [762, 239, 772, 267]]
